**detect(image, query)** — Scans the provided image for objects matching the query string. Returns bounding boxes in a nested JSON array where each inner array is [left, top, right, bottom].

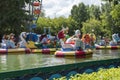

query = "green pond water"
[[0, 49, 120, 73]]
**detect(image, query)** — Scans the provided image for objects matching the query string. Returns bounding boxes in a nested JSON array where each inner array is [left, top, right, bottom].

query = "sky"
[[42, 0, 102, 18]]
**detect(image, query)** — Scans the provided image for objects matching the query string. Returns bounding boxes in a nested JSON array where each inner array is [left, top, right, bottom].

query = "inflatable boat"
[[0, 48, 31, 54], [31, 48, 60, 54], [95, 44, 120, 49], [0, 48, 60, 54], [54, 49, 93, 58]]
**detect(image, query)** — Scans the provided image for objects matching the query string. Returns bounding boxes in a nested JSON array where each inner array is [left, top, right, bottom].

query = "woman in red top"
[[57, 27, 69, 40]]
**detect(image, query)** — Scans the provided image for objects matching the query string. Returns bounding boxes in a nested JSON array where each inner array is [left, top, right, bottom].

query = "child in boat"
[[89, 34, 96, 48]]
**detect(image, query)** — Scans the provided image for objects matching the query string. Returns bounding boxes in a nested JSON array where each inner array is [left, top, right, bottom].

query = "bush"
[[54, 67, 120, 80]]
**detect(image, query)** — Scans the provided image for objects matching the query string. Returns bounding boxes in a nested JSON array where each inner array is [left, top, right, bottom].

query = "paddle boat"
[[0, 48, 61, 54], [0, 48, 31, 54], [0, 32, 59, 54], [95, 33, 120, 49], [95, 46, 120, 50], [31, 48, 60, 54], [95, 44, 120, 50], [54, 29, 93, 58], [54, 49, 93, 58]]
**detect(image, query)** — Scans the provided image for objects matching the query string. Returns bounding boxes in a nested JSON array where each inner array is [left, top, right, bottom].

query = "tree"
[[71, 3, 89, 30], [82, 18, 103, 37], [110, 4, 120, 33], [89, 5, 101, 20], [0, 0, 29, 36], [100, 3, 114, 36], [102, 0, 120, 6]]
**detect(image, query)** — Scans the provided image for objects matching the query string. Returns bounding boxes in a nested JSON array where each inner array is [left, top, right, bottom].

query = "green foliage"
[[35, 1, 120, 38], [71, 3, 89, 29], [0, 0, 29, 35], [109, 4, 120, 33], [89, 5, 101, 20], [100, 3, 114, 36], [54, 67, 120, 80], [82, 18, 103, 36], [36, 16, 77, 36], [0, 0, 120, 42], [102, 0, 120, 6]]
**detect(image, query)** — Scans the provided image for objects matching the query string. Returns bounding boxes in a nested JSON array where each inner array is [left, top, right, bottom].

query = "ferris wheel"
[[29, 0, 42, 29], [33, 0, 42, 22], [26, 0, 42, 41]]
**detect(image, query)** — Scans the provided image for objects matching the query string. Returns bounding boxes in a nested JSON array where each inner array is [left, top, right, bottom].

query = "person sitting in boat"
[[4, 35, 11, 48], [9, 33, 16, 48], [73, 30, 84, 50], [1, 34, 8, 48], [64, 27, 70, 41], [82, 33, 91, 49], [59, 29, 84, 51], [40, 34, 49, 48], [109, 40, 117, 46], [53, 33, 60, 48], [58, 27, 69, 41], [1, 33, 17, 48], [38, 33, 53, 48], [58, 27, 74, 50], [89, 33, 96, 48], [98, 37, 106, 46]]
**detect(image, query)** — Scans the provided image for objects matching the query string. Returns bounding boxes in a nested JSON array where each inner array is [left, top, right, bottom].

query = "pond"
[[0, 49, 120, 73]]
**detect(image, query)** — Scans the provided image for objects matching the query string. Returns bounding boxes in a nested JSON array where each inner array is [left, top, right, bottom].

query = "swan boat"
[[54, 49, 93, 58], [0, 48, 60, 54]]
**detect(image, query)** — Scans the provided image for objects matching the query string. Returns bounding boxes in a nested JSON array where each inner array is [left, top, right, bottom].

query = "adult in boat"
[[37, 33, 54, 48], [73, 30, 84, 50], [89, 33, 96, 48], [82, 33, 91, 49], [9, 33, 16, 48], [57, 27, 69, 41], [1, 34, 9, 48], [57, 27, 74, 49], [98, 37, 105, 46], [19, 32, 27, 48], [1, 33, 17, 48], [40, 33, 49, 48]]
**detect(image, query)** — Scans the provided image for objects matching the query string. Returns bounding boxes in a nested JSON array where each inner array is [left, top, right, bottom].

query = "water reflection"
[[0, 49, 120, 73], [0, 55, 7, 71]]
